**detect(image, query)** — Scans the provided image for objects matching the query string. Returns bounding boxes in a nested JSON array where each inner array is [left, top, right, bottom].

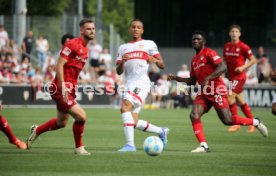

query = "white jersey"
[[116, 39, 160, 91]]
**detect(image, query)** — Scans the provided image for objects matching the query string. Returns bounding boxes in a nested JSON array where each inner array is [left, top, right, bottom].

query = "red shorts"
[[229, 78, 246, 94], [194, 94, 229, 112], [51, 92, 77, 113]]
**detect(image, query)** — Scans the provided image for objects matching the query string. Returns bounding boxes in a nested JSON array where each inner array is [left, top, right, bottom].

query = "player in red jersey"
[[223, 25, 257, 133], [26, 19, 95, 155], [0, 102, 27, 149], [168, 31, 268, 153]]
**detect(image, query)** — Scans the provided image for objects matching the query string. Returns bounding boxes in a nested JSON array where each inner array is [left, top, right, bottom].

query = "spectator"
[[88, 40, 102, 80], [99, 48, 112, 70], [177, 64, 190, 78], [256, 46, 272, 83], [36, 35, 49, 68], [0, 25, 9, 52], [22, 31, 34, 62], [79, 68, 92, 84]]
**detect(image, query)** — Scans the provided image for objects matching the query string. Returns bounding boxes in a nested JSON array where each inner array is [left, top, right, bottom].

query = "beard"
[[84, 34, 94, 41]]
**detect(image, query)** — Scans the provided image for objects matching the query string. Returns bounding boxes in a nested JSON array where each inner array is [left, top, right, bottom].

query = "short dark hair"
[[229, 24, 241, 32], [61, 33, 74, 45], [130, 19, 144, 27], [79, 18, 94, 27], [193, 30, 207, 39]]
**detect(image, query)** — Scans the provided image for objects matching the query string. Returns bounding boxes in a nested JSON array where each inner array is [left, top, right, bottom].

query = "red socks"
[[0, 115, 17, 143], [36, 118, 59, 135], [229, 103, 238, 116], [241, 103, 254, 119], [73, 121, 85, 148], [191, 118, 206, 143], [231, 115, 253, 125]]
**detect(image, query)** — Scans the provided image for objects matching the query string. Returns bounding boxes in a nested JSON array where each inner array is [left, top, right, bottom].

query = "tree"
[[85, 0, 134, 43]]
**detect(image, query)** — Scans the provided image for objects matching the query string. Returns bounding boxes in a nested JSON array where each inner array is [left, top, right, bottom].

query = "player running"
[[168, 30, 268, 153], [223, 24, 257, 133], [116, 19, 169, 152], [0, 102, 27, 149], [26, 19, 95, 155]]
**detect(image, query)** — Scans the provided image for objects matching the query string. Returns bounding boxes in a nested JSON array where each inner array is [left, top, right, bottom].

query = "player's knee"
[[222, 117, 233, 125], [56, 121, 67, 128], [78, 111, 87, 122], [272, 105, 276, 115], [190, 112, 200, 121]]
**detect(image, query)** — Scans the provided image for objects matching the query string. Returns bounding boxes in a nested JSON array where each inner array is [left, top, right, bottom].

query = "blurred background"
[[0, 0, 275, 108]]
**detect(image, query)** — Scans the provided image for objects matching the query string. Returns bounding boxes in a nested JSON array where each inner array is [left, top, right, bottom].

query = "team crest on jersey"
[[62, 47, 71, 56], [80, 49, 83, 53], [139, 44, 144, 49], [248, 50, 252, 54], [236, 48, 240, 52], [200, 56, 204, 60], [226, 48, 229, 51]]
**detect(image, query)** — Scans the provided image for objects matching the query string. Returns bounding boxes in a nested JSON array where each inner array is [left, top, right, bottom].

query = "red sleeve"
[[241, 43, 253, 58], [60, 42, 74, 60], [190, 63, 195, 77], [207, 49, 223, 66]]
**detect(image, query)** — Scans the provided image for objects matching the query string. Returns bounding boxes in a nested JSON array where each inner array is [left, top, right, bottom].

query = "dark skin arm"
[[116, 54, 128, 75], [168, 74, 197, 85], [201, 62, 227, 86]]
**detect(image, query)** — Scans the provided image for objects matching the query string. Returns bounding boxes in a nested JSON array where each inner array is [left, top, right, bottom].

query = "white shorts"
[[123, 85, 149, 113]]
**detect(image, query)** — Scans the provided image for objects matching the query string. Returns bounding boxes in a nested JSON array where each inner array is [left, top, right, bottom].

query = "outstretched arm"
[[168, 74, 197, 85]]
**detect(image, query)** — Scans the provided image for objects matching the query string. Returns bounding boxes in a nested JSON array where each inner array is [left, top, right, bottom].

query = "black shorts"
[[90, 59, 100, 67]]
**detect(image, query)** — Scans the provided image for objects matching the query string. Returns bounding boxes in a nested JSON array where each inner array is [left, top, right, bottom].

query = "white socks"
[[122, 112, 135, 146], [135, 120, 162, 134]]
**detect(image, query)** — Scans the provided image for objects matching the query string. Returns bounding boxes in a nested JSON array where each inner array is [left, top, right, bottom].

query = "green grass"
[[0, 108, 275, 176]]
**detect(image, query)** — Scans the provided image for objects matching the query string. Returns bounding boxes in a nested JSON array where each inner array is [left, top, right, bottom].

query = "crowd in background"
[[0, 24, 275, 109]]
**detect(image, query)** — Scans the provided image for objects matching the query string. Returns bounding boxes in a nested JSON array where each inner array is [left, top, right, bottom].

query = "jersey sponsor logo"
[[62, 47, 71, 56], [213, 56, 220, 61], [225, 52, 239, 56], [76, 55, 87, 63], [193, 63, 205, 71]]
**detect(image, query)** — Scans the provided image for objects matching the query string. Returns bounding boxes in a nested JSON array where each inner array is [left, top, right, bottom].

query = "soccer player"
[[0, 103, 27, 149], [116, 19, 169, 152], [168, 31, 268, 153], [26, 19, 96, 155], [223, 25, 257, 133]]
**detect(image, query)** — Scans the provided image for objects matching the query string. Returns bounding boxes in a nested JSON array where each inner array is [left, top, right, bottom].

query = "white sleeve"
[[148, 40, 159, 56], [116, 45, 123, 62]]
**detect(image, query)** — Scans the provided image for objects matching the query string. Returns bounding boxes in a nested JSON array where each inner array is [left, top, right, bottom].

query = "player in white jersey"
[[116, 19, 169, 152]]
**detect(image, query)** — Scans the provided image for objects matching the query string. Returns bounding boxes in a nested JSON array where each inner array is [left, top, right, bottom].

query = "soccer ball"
[[143, 136, 163, 156]]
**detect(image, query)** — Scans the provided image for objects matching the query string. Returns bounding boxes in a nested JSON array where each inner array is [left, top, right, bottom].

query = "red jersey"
[[52, 37, 88, 94], [223, 41, 253, 80], [190, 47, 226, 91]]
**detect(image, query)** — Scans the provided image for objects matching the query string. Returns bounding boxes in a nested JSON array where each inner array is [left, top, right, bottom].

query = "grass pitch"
[[0, 108, 275, 176]]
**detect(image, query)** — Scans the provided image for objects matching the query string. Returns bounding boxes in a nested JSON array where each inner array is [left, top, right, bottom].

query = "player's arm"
[[116, 54, 128, 75], [168, 74, 197, 85], [235, 55, 257, 73], [148, 55, 165, 69], [56, 56, 68, 101], [202, 62, 227, 86]]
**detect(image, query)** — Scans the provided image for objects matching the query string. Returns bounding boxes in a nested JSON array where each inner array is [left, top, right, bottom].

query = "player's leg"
[[0, 115, 27, 149], [236, 93, 255, 132], [272, 95, 276, 115], [190, 95, 210, 153], [68, 104, 90, 155], [27, 110, 70, 149], [216, 108, 268, 137], [118, 99, 136, 151], [133, 111, 169, 148], [227, 91, 240, 132]]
